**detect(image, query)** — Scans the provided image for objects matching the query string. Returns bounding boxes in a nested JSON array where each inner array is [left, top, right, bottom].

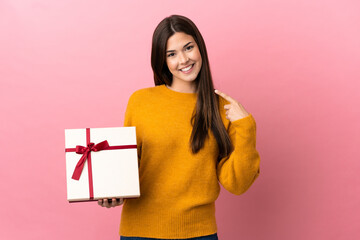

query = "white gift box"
[[64, 126, 140, 202]]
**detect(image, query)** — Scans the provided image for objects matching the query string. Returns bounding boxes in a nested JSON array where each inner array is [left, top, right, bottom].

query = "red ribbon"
[[65, 128, 137, 200], [70, 140, 110, 180]]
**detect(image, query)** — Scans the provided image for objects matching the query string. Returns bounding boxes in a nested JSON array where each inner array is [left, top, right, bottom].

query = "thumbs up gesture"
[[215, 89, 250, 122]]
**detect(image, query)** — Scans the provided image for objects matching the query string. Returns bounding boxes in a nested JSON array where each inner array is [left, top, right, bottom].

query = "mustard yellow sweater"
[[119, 84, 260, 239]]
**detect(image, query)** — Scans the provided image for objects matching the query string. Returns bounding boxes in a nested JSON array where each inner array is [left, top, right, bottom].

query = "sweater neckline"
[[159, 84, 197, 101]]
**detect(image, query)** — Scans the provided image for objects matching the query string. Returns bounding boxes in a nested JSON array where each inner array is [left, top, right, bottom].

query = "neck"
[[167, 81, 196, 93]]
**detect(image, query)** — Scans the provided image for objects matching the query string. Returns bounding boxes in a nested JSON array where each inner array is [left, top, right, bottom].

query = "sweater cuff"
[[230, 113, 255, 129]]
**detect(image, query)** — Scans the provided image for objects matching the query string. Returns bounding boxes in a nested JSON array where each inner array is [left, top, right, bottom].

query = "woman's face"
[[165, 32, 202, 87]]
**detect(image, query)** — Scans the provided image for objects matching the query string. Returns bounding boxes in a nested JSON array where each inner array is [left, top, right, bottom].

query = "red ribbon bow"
[[72, 140, 109, 180]]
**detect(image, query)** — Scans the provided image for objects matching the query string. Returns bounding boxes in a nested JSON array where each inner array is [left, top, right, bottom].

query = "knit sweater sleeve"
[[216, 102, 261, 195], [123, 96, 133, 128], [123, 92, 142, 161]]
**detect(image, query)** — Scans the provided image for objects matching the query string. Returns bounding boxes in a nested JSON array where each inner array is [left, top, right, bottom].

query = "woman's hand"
[[215, 89, 250, 122], [97, 198, 124, 208]]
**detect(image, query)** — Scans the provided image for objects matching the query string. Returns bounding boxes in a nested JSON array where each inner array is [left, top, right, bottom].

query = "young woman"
[[98, 15, 261, 240]]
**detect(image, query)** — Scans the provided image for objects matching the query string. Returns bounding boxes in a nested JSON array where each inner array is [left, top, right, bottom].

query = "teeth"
[[180, 64, 193, 71]]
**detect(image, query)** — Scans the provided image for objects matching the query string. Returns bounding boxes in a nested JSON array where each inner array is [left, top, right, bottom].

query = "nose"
[[178, 52, 189, 64]]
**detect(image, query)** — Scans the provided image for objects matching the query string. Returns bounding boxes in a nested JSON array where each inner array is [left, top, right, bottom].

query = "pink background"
[[1, 0, 359, 239]]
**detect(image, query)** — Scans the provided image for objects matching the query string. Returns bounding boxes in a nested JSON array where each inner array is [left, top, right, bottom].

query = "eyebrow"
[[166, 42, 193, 53]]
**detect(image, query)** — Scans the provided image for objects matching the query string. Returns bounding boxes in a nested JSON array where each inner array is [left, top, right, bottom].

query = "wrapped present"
[[64, 126, 140, 202]]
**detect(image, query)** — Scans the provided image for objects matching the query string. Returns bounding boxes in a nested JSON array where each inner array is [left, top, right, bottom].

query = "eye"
[[186, 45, 194, 51], [167, 53, 175, 57]]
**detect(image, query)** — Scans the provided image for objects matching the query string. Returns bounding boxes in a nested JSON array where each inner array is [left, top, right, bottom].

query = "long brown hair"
[[151, 15, 233, 162]]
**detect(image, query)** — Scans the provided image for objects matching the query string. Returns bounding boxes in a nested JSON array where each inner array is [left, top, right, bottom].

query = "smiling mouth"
[[179, 64, 194, 72]]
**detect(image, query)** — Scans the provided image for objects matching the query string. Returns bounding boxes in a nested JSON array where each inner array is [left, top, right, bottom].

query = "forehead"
[[166, 32, 196, 50]]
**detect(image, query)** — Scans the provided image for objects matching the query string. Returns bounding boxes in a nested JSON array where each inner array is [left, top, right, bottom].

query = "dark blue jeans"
[[120, 233, 218, 240]]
